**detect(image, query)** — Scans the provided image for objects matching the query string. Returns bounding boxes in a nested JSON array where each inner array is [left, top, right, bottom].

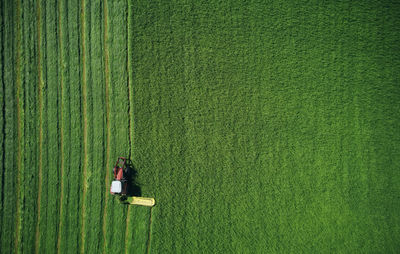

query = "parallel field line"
[[80, 0, 88, 251], [0, 0, 5, 244], [102, 0, 111, 252], [146, 208, 153, 254], [34, 0, 43, 252], [15, 0, 22, 250], [56, 0, 64, 251], [124, 2, 132, 252]]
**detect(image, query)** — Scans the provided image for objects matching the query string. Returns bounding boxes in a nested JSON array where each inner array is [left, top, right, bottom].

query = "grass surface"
[[1, 0, 400, 253], [131, 1, 400, 252]]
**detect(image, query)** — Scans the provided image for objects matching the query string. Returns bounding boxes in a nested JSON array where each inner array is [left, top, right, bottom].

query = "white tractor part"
[[110, 181, 122, 194]]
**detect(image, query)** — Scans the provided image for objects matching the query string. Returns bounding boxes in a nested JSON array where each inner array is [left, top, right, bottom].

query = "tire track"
[[80, 0, 88, 251], [56, 0, 64, 251], [102, 0, 110, 252], [124, 2, 133, 252], [34, 0, 43, 252], [15, 0, 22, 250], [146, 208, 153, 254], [126, 2, 132, 163], [124, 209, 131, 254]]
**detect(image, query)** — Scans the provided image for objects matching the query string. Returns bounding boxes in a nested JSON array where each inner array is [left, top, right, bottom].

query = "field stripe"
[[106, 1, 130, 252], [0, 0, 4, 246], [56, 0, 64, 251], [127, 0, 134, 176], [15, 0, 22, 250], [80, 0, 88, 251], [1, 1, 18, 251], [124, 2, 133, 251], [1, 2, 18, 251], [126, 5, 132, 160], [36, 1, 50, 252], [146, 208, 154, 254], [16, 0, 41, 251], [42, 0, 62, 252], [102, 0, 110, 252], [80, 0, 107, 252], [124, 208, 131, 254], [57, 1, 84, 252], [34, 0, 43, 251]]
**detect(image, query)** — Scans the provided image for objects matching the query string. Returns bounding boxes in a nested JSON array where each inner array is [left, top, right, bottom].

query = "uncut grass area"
[[131, 0, 400, 253], [1, 0, 400, 253]]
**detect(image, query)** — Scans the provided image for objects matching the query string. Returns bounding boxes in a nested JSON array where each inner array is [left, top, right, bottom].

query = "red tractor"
[[109, 156, 156, 206], [110, 157, 128, 195]]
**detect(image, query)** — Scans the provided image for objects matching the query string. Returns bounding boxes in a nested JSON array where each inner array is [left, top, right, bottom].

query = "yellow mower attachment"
[[119, 196, 155, 207]]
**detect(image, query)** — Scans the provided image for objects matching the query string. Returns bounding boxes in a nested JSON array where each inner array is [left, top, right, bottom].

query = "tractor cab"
[[110, 157, 128, 195]]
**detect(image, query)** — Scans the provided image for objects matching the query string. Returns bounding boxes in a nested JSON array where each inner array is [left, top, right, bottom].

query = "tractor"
[[110, 157, 155, 207], [110, 157, 129, 195]]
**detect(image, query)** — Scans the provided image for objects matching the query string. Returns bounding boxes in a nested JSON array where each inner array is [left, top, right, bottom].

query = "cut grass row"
[[17, 0, 40, 252], [81, 0, 107, 253], [101, 0, 110, 249], [34, 0, 43, 252], [80, 0, 88, 251], [103, 1, 130, 253], [15, 0, 22, 250], [0, 0, 4, 248], [36, 0, 62, 252], [124, 0, 134, 251], [58, 0, 84, 253], [1, 1, 18, 253]]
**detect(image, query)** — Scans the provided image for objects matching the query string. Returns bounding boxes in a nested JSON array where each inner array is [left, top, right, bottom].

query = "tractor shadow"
[[125, 159, 142, 197]]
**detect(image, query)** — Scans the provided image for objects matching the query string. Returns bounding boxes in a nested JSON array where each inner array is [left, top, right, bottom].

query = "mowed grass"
[[1, 0, 400, 253], [130, 0, 400, 253]]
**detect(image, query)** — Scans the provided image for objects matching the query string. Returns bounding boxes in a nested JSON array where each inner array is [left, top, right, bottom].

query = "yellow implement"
[[120, 196, 155, 207]]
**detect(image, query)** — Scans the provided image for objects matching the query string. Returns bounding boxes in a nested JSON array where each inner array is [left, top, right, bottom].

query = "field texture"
[[1, 0, 400, 253]]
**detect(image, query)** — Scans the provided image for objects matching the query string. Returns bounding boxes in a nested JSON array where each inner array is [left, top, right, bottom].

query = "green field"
[[1, 0, 400, 253]]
